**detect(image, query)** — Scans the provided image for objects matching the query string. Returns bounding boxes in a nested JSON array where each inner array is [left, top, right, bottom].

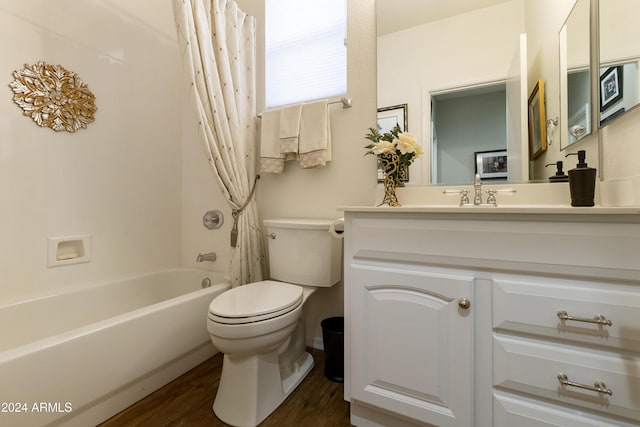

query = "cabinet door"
[[350, 264, 473, 426]]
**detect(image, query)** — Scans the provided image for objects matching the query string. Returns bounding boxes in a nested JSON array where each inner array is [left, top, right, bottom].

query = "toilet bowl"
[[207, 219, 342, 427], [208, 281, 308, 356]]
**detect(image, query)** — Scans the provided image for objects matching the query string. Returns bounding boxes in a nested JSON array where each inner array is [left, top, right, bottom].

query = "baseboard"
[[310, 336, 324, 350]]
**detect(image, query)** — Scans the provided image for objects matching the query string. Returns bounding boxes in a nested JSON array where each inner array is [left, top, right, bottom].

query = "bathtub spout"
[[196, 252, 217, 262]]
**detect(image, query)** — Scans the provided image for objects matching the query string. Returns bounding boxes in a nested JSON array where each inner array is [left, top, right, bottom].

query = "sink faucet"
[[473, 174, 483, 205], [196, 252, 217, 262]]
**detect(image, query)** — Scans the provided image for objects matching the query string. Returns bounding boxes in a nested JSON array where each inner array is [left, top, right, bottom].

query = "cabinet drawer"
[[494, 391, 638, 427], [494, 334, 640, 422], [493, 277, 640, 351]]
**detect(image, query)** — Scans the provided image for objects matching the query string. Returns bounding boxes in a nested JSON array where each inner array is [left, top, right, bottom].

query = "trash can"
[[321, 316, 344, 383]]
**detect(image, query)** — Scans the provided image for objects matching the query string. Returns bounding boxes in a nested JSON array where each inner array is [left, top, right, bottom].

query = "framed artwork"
[[600, 66, 623, 112], [528, 80, 547, 160], [474, 149, 507, 179], [377, 104, 408, 134], [376, 104, 408, 182]]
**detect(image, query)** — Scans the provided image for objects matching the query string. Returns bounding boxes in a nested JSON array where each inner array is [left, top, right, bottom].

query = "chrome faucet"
[[473, 174, 483, 205], [196, 252, 217, 262]]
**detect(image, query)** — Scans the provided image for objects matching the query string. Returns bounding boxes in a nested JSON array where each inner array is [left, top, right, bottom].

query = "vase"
[[377, 152, 401, 207]]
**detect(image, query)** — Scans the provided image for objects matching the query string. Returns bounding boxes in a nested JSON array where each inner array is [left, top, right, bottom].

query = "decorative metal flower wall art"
[[9, 61, 96, 132]]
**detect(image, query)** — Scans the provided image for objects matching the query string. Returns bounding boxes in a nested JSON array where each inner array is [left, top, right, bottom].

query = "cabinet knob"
[[458, 297, 471, 310]]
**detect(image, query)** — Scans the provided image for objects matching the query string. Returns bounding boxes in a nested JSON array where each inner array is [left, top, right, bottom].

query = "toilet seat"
[[208, 280, 303, 325]]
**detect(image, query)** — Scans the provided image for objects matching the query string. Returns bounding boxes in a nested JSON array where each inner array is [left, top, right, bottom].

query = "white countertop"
[[342, 182, 640, 216], [338, 205, 640, 215]]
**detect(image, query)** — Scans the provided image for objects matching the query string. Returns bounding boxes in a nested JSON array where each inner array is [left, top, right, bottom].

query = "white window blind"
[[265, 0, 346, 108]]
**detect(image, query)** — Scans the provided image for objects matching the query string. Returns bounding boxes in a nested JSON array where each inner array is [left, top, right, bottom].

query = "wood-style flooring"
[[99, 348, 352, 426]]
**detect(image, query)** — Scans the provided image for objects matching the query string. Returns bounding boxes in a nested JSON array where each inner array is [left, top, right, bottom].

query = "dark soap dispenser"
[[565, 150, 596, 207], [545, 161, 569, 183]]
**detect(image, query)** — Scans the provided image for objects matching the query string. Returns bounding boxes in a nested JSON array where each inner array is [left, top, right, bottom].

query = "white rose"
[[396, 132, 422, 156], [372, 140, 396, 155]]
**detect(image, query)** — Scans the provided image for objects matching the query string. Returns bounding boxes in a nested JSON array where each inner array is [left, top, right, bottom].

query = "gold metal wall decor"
[[9, 61, 96, 132]]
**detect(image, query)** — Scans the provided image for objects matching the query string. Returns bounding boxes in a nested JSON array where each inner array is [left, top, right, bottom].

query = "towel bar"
[[258, 96, 352, 118]]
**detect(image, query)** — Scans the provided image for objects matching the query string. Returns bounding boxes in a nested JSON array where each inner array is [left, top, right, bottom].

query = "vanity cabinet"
[[342, 207, 640, 427]]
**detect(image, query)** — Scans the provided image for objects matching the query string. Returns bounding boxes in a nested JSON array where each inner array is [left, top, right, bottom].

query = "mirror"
[[376, 0, 599, 185], [559, 0, 591, 150], [598, 0, 640, 127], [376, 0, 525, 185]]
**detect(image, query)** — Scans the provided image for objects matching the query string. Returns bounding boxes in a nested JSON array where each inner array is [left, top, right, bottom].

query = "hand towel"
[[299, 100, 331, 168], [259, 108, 285, 173], [279, 104, 302, 155]]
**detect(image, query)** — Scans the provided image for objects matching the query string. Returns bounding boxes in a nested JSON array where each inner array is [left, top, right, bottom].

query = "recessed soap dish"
[[47, 235, 92, 267]]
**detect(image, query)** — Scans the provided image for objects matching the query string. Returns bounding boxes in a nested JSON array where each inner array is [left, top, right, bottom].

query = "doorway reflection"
[[431, 82, 507, 185]]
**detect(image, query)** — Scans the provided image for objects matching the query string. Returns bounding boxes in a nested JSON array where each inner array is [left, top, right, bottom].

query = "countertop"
[[338, 205, 640, 215]]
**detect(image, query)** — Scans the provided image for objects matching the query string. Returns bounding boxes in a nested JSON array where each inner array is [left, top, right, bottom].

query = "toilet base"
[[213, 350, 314, 427]]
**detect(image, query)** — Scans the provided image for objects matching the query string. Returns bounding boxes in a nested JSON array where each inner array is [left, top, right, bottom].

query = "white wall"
[[0, 1, 183, 299]]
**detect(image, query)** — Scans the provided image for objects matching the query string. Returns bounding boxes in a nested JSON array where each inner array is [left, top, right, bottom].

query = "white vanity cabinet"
[[342, 207, 640, 427]]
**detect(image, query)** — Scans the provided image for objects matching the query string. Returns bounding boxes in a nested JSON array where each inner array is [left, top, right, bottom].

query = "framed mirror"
[[559, 0, 591, 150], [598, 0, 640, 127]]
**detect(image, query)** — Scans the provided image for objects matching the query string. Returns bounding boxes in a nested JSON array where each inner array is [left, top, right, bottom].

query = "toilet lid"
[[208, 280, 303, 325]]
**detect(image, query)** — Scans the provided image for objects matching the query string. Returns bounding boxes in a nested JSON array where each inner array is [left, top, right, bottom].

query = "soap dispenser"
[[565, 150, 596, 206], [545, 161, 569, 183]]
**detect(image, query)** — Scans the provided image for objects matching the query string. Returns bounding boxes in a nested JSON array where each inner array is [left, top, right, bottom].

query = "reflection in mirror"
[[376, 0, 525, 185], [431, 83, 506, 185], [559, 0, 591, 150], [599, 0, 640, 126]]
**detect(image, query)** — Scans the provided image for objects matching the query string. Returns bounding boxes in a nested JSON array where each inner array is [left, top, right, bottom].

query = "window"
[[265, 0, 346, 108]]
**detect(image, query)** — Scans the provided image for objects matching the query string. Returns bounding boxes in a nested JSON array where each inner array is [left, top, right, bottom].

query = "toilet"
[[207, 218, 342, 427]]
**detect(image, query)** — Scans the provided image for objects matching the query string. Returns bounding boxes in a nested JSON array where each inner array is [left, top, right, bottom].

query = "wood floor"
[[99, 348, 352, 426]]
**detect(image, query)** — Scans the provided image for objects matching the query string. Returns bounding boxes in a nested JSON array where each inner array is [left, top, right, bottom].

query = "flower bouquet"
[[365, 124, 422, 206]]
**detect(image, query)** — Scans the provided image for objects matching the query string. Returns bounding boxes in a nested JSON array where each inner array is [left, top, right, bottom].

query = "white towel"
[[279, 104, 302, 155], [259, 108, 285, 173], [299, 100, 331, 168]]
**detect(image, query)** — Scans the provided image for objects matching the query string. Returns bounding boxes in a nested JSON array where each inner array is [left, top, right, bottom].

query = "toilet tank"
[[264, 219, 342, 287]]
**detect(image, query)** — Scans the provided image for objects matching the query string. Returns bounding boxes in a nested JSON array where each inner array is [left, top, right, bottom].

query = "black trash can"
[[321, 316, 344, 383]]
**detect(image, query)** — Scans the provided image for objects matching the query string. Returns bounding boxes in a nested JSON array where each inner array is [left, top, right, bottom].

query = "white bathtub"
[[0, 268, 230, 427]]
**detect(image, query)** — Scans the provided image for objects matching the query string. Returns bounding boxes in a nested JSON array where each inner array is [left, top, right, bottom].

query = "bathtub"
[[0, 268, 230, 427]]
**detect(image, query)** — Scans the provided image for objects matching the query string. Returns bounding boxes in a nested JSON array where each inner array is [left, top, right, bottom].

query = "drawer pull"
[[556, 310, 612, 326], [557, 372, 613, 396]]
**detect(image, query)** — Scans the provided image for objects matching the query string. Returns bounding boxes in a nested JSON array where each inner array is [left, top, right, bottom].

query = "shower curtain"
[[173, 0, 264, 286]]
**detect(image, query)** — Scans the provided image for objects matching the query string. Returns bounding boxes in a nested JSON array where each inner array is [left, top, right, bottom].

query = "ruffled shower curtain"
[[173, 0, 264, 286]]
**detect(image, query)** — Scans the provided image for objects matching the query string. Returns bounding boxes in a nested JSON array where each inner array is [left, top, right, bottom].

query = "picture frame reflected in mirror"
[[600, 65, 623, 112], [528, 80, 547, 160], [475, 149, 507, 179]]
